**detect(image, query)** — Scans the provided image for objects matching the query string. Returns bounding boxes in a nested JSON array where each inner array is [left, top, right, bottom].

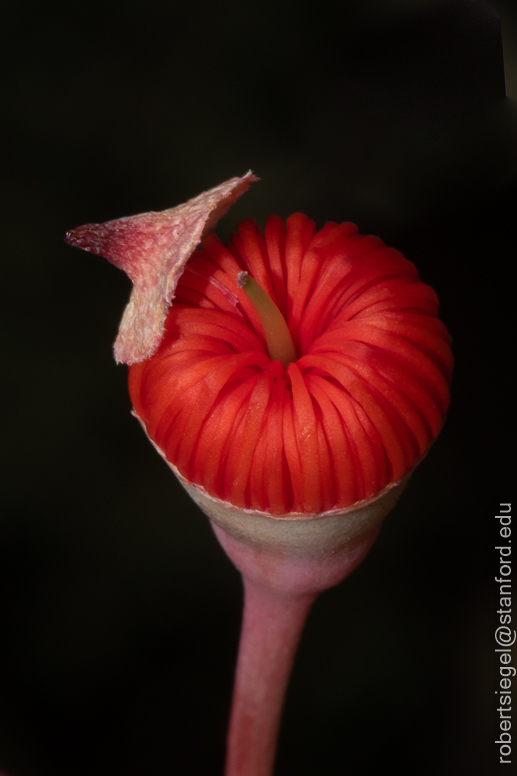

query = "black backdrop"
[[1, 1, 515, 774]]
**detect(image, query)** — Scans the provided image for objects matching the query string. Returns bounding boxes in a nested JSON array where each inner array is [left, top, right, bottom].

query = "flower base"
[[181, 475, 408, 595], [178, 474, 408, 775]]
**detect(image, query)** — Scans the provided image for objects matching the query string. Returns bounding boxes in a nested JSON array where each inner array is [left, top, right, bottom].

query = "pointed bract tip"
[[65, 172, 259, 364]]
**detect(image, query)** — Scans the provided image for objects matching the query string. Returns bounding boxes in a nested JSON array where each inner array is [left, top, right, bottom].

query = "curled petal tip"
[[66, 172, 259, 364]]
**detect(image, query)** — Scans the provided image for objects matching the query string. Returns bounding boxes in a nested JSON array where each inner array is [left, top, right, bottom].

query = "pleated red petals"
[[129, 214, 452, 516]]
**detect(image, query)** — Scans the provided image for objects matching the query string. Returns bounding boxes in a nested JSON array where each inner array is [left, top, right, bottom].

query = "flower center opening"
[[238, 271, 297, 368]]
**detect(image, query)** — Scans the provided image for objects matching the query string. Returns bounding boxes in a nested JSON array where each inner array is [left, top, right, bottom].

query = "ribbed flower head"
[[66, 175, 452, 519], [129, 219, 452, 517]]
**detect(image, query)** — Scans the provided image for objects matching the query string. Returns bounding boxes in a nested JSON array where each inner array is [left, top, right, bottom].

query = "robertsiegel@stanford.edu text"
[[495, 503, 514, 765]]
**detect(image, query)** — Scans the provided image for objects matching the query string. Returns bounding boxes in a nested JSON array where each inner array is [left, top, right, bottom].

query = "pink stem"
[[225, 575, 316, 776]]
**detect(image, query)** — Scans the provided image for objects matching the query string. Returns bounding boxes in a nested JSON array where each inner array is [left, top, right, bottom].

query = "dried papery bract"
[[65, 172, 258, 364], [66, 176, 452, 776]]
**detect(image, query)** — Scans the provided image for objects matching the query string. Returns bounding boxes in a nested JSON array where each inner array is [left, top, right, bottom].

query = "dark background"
[[1, 1, 515, 774]]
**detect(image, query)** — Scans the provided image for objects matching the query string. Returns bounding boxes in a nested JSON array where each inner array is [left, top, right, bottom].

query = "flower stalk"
[[224, 579, 315, 776], [182, 474, 408, 776]]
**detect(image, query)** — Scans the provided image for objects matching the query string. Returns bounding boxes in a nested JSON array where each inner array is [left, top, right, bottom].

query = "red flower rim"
[[128, 213, 452, 516]]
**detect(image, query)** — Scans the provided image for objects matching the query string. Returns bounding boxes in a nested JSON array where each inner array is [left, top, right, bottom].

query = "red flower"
[[127, 213, 452, 516], [66, 175, 453, 776]]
